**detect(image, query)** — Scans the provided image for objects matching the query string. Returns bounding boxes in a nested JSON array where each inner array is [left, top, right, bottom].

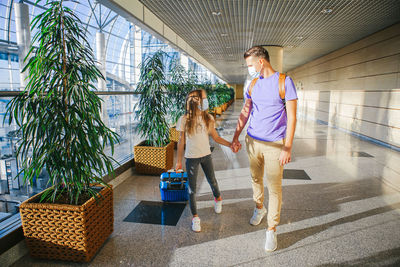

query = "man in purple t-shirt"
[[231, 46, 298, 252]]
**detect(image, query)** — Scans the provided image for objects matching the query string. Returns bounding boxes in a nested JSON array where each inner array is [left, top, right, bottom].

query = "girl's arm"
[[209, 119, 231, 147], [175, 131, 185, 170]]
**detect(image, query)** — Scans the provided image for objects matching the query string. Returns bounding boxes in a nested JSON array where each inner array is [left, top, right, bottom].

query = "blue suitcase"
[[160, 170, 189, 202]]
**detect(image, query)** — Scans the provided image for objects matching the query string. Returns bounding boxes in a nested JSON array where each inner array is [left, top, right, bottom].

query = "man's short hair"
[[244, 46, 270, 62]]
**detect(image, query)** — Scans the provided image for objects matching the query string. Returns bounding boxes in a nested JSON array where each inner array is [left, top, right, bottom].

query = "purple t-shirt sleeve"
[[285, 76, 298, 101]]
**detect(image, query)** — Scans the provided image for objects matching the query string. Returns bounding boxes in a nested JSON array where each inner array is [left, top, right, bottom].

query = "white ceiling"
[[139, 0, 400, 83]]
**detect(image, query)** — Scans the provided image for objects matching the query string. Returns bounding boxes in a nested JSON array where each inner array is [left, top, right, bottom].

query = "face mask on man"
[[248, 65, 261, 78], [199, 98, 209, 111]]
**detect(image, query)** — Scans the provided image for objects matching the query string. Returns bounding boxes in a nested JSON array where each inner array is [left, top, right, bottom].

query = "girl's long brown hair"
[[184, 89, 212, 137]]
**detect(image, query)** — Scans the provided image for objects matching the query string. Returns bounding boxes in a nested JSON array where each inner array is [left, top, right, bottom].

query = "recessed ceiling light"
[[321, 8, 333, 14], [212, 11, 221, 16], [286, 45, 294, 48], [221, 33, 228, 37], [226, 46, 231, 48], [228, 54, 233, 56], [296, 36, 303, 40]]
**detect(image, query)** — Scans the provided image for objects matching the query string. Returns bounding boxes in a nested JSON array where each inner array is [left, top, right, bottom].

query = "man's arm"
[[279, 99, 297, 165], [231, 98, 252, 152]]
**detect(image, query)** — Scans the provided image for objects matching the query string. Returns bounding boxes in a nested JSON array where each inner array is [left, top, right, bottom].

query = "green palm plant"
[[134, 50, 170, 147], [5, 0, 119, 205], [214, 83, 233, 106], [201, 81, 217, 110], [168, 59, 188, 125], [187, 68, 199, 89]]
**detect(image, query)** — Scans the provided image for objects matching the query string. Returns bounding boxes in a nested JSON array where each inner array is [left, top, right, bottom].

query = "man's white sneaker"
[[192, 217, 201, 232], [249, 206, 267, 225], [265, 229, 277, 252], [214, 198, 222, 214]]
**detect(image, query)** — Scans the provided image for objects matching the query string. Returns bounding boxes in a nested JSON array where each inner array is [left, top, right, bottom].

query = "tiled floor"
[[12, 101, 400, 266]]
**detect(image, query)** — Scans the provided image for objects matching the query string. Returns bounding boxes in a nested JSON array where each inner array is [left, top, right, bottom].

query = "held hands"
[[230, 139, 242, 153]]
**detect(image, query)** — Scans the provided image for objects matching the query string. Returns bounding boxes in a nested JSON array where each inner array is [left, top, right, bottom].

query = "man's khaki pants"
[[245, 134, 284, 228]]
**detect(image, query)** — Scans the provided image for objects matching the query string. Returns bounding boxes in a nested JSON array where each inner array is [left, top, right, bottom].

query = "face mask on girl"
[[199, 98, 209, 111]]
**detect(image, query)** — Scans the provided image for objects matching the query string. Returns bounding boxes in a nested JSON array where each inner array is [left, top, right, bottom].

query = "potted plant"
[[167, 59, 189, 145], [134, 51, 174, 175], [213, 83, 234, 113], [5, 0, 119, 262]]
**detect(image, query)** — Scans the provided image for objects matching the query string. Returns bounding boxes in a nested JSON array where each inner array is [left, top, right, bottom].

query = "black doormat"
[[123, 201, 186, 226], [283, 169, 311, 180]]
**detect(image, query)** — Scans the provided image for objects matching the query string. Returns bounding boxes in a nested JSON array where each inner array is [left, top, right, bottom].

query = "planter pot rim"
[[135, 140, 173, 149], [20, 185, 112, 212]]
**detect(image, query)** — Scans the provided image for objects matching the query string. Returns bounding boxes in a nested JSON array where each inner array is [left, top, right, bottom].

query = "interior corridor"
[[12, 101, 400, 266]]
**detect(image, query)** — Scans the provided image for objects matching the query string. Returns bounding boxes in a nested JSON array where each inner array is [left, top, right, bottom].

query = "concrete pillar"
[[8, 55, 14, 90], [14, 2, 31, 88], [180, 54, 189, 72], [96, 32, 109, 126], [96, 32, 107, 91], [134, 25, 142, 84], [117, 37, 127, 80], [262, 46, 283, 73], [129, 23, 135, 86]]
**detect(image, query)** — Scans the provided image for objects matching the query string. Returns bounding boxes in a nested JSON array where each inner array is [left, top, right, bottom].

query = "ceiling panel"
[[140, 0, 400, 83]]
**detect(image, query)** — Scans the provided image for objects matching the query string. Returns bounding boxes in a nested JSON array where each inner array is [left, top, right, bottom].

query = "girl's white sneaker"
[[214, 198, 222, 214], [192, 217, 201, 232]]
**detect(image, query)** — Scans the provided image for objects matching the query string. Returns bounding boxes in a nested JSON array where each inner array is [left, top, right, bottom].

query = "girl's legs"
[[200, 154, 221, 200], [185, 157, 201, 216]]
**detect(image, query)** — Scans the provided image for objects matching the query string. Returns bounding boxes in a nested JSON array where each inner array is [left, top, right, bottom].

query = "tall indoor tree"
[[168, 59, 189, 125], [133, 50, 174, 174], [134, 50, 170, 147], [5, 0, 119, 205]]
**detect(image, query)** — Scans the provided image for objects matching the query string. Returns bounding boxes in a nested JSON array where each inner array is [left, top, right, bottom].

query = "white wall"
[[288, 23, 400, 149]]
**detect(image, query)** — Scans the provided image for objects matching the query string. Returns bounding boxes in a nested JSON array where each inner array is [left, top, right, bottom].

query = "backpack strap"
[[279, 73, 286, 100], [249, 74, 286, 100], [248, 77, 259, 97]]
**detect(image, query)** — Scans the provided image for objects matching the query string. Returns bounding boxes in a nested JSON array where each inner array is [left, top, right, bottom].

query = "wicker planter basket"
[[134, 141, 174, 175], [169, 127, 180, 143], [215, 106, 222, 115], [19, 186, 113, 262]]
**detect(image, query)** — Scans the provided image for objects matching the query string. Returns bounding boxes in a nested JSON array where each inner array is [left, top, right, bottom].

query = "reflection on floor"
[[283, 169, 311, 180], [350, 151, 374, 157], [123, 201, 186, 226], [12, 101, 400, 267]]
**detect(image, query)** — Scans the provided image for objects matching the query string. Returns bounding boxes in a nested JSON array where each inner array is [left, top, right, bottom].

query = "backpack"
[[248, 73, 286, 107]]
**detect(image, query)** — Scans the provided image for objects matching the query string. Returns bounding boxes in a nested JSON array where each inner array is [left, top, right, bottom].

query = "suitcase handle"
[[166, 169, 185, 179], [168, 168, 184, 173]]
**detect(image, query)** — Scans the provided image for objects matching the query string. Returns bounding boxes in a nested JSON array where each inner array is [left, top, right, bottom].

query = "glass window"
[[0, 0, 222, 218]]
